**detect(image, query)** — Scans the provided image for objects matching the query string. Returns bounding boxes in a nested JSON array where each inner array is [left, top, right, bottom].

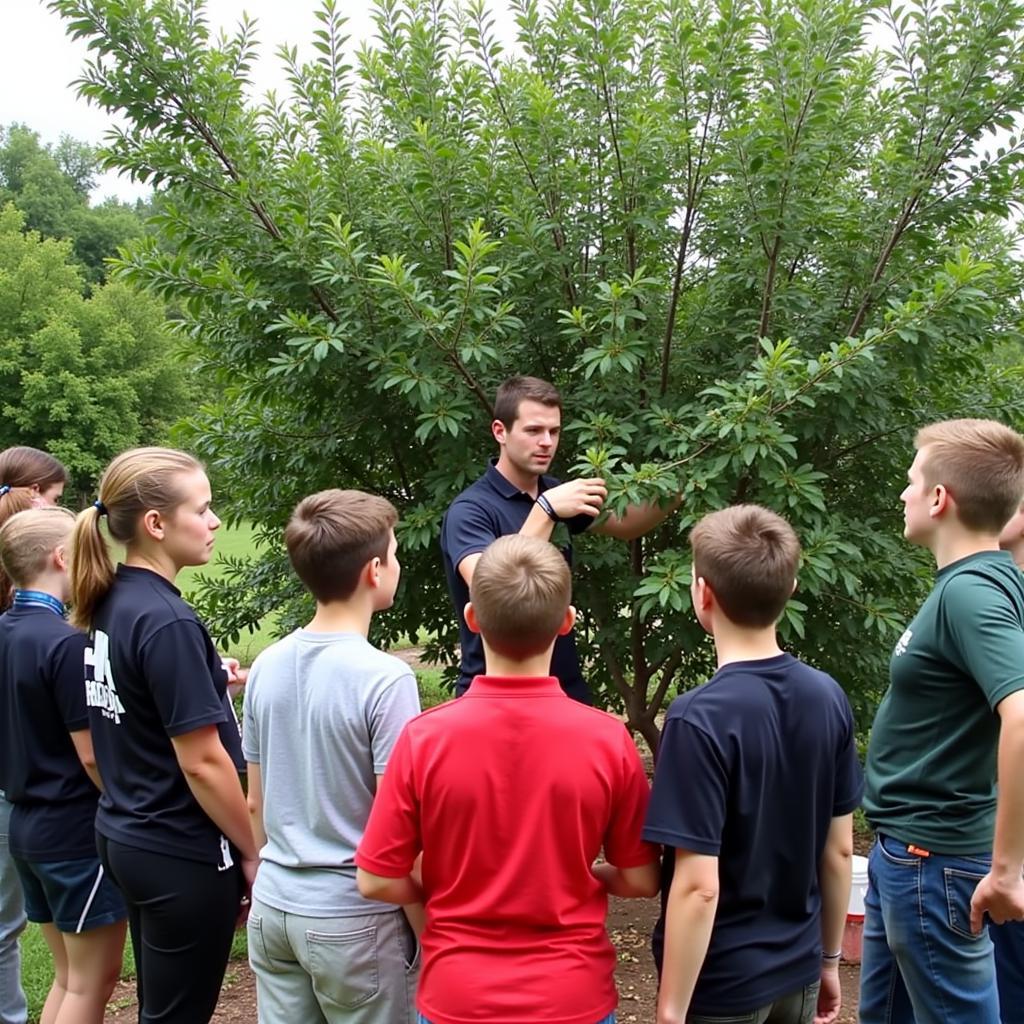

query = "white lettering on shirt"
[[894, 628, 913, 658], [84, 630, 126, 724]]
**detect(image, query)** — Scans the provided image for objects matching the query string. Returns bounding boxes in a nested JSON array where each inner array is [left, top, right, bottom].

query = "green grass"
[[177, 522, 282, 665], [416, 667, 451, 708]]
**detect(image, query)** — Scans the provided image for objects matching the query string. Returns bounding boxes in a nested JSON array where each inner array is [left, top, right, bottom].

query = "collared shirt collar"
[[464, 674, 566, 697], [484, 458, 553, 501]]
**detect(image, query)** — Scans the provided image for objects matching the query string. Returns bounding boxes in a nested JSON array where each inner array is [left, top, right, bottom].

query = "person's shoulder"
[[8, 611, 85, 656], [939, 555, 1024, 611], [447, 471, 493, 507], [112, 569, 196, 628], [354, 638, 417, 682], [248, 629, 302, 674]]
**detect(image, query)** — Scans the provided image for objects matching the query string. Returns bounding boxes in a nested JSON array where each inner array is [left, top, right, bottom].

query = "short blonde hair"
[[0, 507, 75, 588], [690, 504, 801, 628], [469, 535, 571, 659], [916, 419, 1024, 532]]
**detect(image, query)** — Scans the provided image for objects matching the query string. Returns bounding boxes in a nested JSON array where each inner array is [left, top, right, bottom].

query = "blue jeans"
[[419, 1016, 615, 1024], [992, 921, 1024, 1024], [859, 834, 999, 1024], [0, 794, 27, 1024]]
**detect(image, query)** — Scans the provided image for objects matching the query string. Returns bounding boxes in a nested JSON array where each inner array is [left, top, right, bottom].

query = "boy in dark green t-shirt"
[[861, 419, 1024, 1024]]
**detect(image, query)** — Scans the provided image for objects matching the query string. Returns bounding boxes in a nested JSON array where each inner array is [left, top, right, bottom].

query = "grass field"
[[176, 522, 282, 664]]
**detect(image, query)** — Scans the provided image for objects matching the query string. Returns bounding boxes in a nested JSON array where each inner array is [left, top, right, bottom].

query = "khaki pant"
[[248, 897, 418, 1024]]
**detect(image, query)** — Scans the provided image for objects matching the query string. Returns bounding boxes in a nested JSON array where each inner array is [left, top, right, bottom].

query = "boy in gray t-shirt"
[[242, 490, 422, 1024]]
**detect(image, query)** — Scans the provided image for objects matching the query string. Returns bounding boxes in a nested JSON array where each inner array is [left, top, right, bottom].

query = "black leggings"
[[98, 835, 242, 1023]]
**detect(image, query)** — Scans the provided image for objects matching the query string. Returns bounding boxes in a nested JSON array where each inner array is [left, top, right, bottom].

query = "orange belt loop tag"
[[907, 844, 931, 858]]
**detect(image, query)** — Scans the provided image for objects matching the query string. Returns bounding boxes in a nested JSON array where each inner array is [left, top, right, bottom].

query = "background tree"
[[0, 123, 147, 283], [0, 204, 192, 489], [50, 0, 1024, 751]]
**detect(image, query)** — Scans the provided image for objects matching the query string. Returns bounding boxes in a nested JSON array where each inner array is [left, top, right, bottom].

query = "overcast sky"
[[2, 0, 516, 203]]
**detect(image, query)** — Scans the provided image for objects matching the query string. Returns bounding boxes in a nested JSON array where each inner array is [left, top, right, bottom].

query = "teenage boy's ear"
[[559, 605, 576, 635], [693, 574, 714, 612], [365, 556, 383, 590], [929, 483, 951, 519], [491, 418, 508, 447], [52, 544, 68, 573]]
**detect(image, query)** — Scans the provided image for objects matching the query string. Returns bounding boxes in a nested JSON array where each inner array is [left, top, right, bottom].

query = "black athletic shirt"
[[86, 565, 243, 866], [0, 606, 97, 859], [644, 654, 864, 1014]]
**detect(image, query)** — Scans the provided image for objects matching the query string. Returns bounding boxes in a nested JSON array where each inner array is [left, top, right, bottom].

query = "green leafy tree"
[[0, 204, 191, 488], [50, 0, 1024, 751], [0, 123, 147, 282]]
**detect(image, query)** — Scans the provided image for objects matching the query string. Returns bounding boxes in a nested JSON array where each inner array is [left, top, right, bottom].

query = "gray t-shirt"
[[242, 629, 420, 916]]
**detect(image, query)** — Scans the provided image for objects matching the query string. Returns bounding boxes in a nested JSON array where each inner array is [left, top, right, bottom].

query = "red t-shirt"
[[356, 675, 658, 1024]]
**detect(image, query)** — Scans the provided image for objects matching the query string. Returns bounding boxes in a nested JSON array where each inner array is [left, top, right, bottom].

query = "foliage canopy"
[[50, 0, 1024, 750], [0, 204, 190, 489], [0, 123, 146, 283]]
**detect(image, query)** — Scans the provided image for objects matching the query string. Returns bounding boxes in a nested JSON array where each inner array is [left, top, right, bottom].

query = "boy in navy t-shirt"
[[644, 505, 863, 1024]]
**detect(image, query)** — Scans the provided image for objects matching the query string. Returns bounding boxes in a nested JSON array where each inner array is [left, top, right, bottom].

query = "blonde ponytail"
[[69, 505, 116, 629]]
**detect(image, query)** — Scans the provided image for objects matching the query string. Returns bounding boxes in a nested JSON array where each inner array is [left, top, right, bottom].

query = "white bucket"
[[848, 854, 869, 919]]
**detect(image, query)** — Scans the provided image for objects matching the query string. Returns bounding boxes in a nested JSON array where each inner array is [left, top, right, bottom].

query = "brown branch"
[[647, 647, 684, 718]]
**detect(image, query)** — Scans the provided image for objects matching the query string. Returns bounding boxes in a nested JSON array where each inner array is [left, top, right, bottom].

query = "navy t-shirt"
[[86, 565, 244, 866], [440, 460, 593, 702], [0, 607, 97, 859], [644, 654, 864, 1014]]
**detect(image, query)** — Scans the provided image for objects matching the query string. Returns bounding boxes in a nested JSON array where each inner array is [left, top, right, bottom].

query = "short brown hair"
[[0, 507, 75, 588], [285, 489, 398, 603], [469, 535, 571, 658], [690, 504, 801, 628], [494, 376, 562, 429], [0, 446, 68, 610], [915, 419, 1024, 532]]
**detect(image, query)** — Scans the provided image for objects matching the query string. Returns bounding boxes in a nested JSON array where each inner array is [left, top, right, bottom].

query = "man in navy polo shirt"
[[441, 375, 679, 702]]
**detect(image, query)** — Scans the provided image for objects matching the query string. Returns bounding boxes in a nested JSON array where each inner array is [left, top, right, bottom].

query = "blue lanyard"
[[12, 590, 66, 617]]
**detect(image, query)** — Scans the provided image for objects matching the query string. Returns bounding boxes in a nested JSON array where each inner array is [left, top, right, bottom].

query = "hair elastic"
[[93, 499, 108, 517], [0, 484, 10, 497]]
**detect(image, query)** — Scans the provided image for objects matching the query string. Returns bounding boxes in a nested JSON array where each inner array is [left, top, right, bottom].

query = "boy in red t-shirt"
[[356, 534, 659, 1024]]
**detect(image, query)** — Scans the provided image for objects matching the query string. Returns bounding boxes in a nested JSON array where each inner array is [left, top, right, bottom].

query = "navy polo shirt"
[[644, 654, 864, 1014], [86, 565, 244, 867], [440, 459, 593, 703], [0, 607, 98, 859]]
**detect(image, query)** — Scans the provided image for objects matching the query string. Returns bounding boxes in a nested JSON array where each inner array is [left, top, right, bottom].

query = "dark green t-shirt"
[[864, 550, 1024, 853]]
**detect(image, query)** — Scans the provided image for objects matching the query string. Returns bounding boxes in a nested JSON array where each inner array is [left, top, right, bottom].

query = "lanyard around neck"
[[12, 590, 66, 618]]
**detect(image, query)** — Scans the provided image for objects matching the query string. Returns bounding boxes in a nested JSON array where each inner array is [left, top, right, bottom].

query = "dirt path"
[[105, 896, 861, 1022]]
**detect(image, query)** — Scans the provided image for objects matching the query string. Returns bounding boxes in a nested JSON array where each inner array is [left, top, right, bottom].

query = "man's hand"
[[815, 962, 842, 1024], [542, 478, 607, 520], [971, 868, 1024, 931]]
